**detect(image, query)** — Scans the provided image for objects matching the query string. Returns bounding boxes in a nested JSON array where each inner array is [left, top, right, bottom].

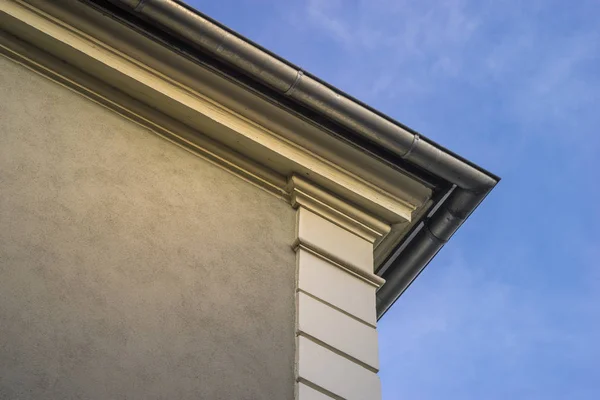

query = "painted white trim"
[[288, 174, 390, 243], [297, 336, 381, 400], [296, 207, 374, 274], [297, 292, 379, 370], [294, 206, 382, 400], [0, 0, 420, 223], [0, 32, 289, 201], [297, 382, 335, 400], [297, 249, 378, 326], [0, 0, 439, 272]]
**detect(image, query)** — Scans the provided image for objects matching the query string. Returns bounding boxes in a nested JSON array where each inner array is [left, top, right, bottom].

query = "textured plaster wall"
[[0, 55, 296, 400]]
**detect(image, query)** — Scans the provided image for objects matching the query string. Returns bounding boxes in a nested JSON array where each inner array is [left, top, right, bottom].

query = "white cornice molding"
[[0, 0, 434, 267], [288, 175, 390, 244], [0, 31, 290, 200]]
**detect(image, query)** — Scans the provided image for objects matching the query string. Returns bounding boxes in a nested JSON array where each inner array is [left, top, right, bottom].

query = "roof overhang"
[[0, 0, 499, 319]]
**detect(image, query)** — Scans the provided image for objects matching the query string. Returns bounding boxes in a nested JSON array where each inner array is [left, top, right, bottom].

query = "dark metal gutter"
[[98, 0, 500, 319]]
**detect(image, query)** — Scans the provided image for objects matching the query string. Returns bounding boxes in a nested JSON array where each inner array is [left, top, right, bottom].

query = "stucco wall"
[[0, 55, 296, 400]]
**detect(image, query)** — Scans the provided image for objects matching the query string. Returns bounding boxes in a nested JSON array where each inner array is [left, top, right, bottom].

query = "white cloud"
[[292, 0, 599, 140]]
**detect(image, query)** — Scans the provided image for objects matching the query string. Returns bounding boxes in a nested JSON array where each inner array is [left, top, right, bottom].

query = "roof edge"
[[91, 0, 501, 318]]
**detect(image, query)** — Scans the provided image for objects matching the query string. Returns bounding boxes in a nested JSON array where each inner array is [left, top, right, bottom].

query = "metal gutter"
[[98, 0, 500, 319]]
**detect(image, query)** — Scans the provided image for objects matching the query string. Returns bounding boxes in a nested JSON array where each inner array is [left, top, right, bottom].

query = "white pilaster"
[[290, 176, 388, 400]]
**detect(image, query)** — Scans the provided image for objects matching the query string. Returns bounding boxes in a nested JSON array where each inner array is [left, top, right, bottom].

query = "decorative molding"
[[293, 243, 385, 288], [288, 175, 390, 244], [0, 0, 432, 271], [297, 291, 379, 370], [296, 248, 378, 327], [0, 31, 289, 201], [293, 196, 382, 399], [296, 336, 381, 400], [0, 0, 422, 222]]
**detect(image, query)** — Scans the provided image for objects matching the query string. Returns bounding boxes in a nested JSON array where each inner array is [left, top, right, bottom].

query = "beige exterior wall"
[[0, 55, 297, 399]]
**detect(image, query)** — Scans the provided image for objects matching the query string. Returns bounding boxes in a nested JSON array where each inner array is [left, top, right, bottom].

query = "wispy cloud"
[[300, 0, 483, 92], [291, 0, 600, 151], [305, 0, 355, 48]]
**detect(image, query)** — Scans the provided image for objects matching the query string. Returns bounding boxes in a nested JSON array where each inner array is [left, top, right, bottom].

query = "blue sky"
[[186, 0, 600, 398]]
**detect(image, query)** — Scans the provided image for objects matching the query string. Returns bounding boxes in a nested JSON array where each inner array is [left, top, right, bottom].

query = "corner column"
[[289, 176, 389, 400]]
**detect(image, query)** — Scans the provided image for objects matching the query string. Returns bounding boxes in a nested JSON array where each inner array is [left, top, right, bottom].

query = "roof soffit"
[[0, 0, 435, 264]]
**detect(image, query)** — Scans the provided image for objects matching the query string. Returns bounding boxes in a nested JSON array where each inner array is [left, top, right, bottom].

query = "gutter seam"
[[133, 0, 146, 12], [423, 222, 449, 244], [284, 69, 303, 96], [402, 133, 420, 159]]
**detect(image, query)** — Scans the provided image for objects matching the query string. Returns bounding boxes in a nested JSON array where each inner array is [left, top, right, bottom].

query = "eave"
[[0, 0, 499, 319]]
